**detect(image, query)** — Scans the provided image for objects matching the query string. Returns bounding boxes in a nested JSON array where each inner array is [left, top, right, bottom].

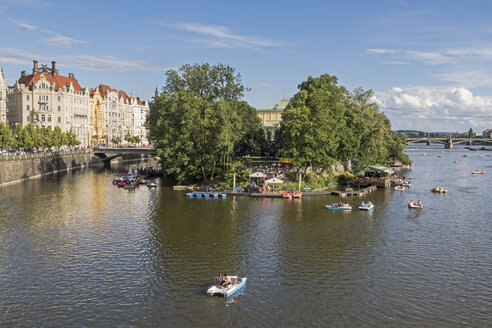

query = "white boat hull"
[[207, 277, 247, 297]]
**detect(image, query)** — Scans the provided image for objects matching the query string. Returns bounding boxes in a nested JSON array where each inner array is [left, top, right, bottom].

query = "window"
[[58, 106, 61, 111], [48, 115, 51, 122], [27, 105, 30, 111], [35, 114, 39, 121], [58, 117, 61, 123], [41, 115, 45, 122], [26, 95, 30, 100], [58, 96, 61, 101]]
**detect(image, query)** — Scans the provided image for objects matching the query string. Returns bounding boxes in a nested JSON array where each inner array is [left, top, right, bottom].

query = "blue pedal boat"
[[207, 276, 247, 297], [325, 203, 352, 210]]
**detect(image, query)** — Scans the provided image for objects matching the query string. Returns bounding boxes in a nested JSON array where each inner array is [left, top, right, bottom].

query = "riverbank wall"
[[0, 150, 155, 187]]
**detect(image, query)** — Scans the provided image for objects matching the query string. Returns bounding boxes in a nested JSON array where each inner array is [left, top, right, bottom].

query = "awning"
[[250, 172, 266, 178], [265, 177, 283, 184], [353, 165, 393, 173]]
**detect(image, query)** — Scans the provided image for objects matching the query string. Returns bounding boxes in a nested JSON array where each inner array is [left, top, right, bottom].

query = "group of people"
[[361, 201, 373, 207], [409, 200, 422, 206], [335, 201, 350, 207], [217, 273, 231, 287]]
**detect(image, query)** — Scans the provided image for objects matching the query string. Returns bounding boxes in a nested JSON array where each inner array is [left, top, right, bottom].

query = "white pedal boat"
[[325, 203, 352, 210], [207, 276, 247, 297], [408, 201, 423, 209], [358, 203, 374, 211]]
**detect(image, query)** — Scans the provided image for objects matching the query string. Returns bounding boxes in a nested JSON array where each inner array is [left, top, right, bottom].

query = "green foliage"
[[1, 124, 78, 149], [148, 63, 264, 184], [111, 136, 121, 145], [277, 74, 411, 174], [0, 122, 15, 148]]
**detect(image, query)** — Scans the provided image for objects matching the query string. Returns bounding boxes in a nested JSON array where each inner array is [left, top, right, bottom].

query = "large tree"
[[277, 74, 411, 174], [148, 63, 263, 184], [0, 123, 15, 149]]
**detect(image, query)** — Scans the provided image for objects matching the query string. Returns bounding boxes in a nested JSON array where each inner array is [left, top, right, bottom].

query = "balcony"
[[38, 99, 48, 104]]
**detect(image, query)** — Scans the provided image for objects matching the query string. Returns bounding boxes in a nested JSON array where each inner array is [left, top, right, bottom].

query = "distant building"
[[7, 60, 91, 146], [89, 86, 107, 146], [256, 98, 289, 140], [93, 84, 149, 146], [483, 129, 492, 138], [0, 67, 6, 123]]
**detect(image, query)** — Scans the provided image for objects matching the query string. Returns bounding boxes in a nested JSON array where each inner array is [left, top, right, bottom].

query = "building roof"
[[18, 72, 82, 91], [256, 99, 290, 112]]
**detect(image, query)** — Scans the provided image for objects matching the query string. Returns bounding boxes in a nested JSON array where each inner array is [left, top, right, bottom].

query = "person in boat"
[[361, 201, 366, 206], [417, 200, 421, 206], [217, 273, 224, 285], [221, 274, 231, 287]]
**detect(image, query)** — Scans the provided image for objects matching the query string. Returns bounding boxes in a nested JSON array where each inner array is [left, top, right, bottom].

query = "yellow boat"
[[431, 187, 447, 193]]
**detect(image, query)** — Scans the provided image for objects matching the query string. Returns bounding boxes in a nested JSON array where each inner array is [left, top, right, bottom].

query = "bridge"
[[407, 137, 492, 149], [93, 147, 156, 162]]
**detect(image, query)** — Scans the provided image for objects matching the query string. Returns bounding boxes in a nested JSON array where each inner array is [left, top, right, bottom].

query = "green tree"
[[19, 124, 35, 149], [233, 101, 266, 156], [52, 126, 64, 147], [66, 128, 80, 146], [148, 63, 251, 184], [277, 75, 411, 175], [0, 123, 15, 149], [124, 132, 132, 144], [111, 136, 121, 146], [43, 126, 54, 148]]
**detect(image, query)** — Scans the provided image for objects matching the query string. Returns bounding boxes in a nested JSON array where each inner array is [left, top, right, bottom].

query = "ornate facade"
[[0, 67, 7, 123], [7, 60, 91, 146], [89, 86, 107, 146]]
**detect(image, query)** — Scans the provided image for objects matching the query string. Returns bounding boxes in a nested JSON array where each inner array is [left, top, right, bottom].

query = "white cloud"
[[154, 21, 285, 49], [42, 32, 87, 48], [254, 83, 272, 88], [0, 48, 165, 71], [373, 86, 492, 131], [15, 22, 38, 32]]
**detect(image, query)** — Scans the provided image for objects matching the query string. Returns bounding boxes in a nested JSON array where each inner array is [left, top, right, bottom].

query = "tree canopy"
[[147, 63, 264, 184], [277, 74, 411, 172], [0, 123, 80, 149]]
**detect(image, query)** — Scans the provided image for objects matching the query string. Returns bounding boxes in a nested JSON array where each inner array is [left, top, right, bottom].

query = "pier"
[[224, 186, 377, 198]]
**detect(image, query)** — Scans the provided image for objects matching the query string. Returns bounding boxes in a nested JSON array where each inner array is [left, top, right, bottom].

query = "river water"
[[0, 149, 491, 327]]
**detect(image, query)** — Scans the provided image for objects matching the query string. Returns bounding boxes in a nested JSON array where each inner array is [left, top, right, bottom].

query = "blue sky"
[[1, 0, 492, 132]]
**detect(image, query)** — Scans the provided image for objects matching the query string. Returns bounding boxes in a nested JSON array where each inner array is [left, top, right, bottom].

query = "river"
[[0, 149, 491, 327]]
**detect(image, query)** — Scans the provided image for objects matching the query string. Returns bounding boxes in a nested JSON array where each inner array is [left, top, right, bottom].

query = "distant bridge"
[[406, 137, 492, 149], [93, 147, 156, 162]]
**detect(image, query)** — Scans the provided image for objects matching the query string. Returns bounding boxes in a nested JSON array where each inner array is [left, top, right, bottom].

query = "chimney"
[[21, 71, 26, 77], [68, 73, 74, 79], [51, 61, 57, 77], [33, 60, 39, 75]]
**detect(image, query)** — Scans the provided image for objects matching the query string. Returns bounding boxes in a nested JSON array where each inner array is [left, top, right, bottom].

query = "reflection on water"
[[0, 151, 491, 327]]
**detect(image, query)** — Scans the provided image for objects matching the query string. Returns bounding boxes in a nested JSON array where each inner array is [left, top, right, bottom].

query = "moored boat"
[[207, 276, 247, 297], [325, 203, 352, 210], [408, 201, 423, 209], [358, 202, 374, 211], [394, 185, 406, 191], [147, 182, 157, 187]]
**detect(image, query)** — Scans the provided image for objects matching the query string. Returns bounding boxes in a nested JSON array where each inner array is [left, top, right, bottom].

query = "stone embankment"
[[0, 150, 153, 187]]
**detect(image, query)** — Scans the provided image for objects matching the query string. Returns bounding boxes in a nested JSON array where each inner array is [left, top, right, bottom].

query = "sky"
[[1, 0, 492, 132]]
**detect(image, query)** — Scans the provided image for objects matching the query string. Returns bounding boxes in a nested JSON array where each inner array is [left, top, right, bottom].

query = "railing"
[[0, 149, 92, 161]]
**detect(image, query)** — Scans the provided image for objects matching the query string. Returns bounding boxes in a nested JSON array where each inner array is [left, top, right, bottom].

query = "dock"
[[224, 186, 377, 198]]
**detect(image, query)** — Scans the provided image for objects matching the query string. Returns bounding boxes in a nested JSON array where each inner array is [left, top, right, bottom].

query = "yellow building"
[[89, 86, 107, 146], [256, 98, 289, 140]]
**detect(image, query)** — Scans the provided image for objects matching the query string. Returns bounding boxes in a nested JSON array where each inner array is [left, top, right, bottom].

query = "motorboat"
[[207, 276, 247, 297], [358, 202, 374, 211], [325, 203, 352, 210], [454, 160, 459, 164], [431, 187, 447, 193], [147, 182, 157, 187], [471, 171, 486, 175], [408, 201, 423, 209], [394, 185, 406, 191]]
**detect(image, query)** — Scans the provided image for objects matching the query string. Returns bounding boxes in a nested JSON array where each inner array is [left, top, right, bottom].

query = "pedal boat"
[[394, 185, 406, 191], [207, 276, 247, 297], [408, 201, 423, 209], [431, 187, 447, 193], [358, 203, 374, 211], [325, 203, 352, 210], [471, 171, 485, 175]]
